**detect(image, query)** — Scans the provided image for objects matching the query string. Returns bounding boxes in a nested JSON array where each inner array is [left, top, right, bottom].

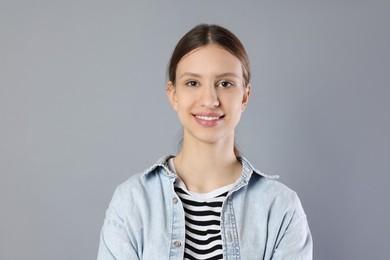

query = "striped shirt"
[[168, 159, 236, 260]]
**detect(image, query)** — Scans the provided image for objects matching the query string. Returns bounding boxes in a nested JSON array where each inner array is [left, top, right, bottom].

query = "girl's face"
[[167, 44, 250, 146]]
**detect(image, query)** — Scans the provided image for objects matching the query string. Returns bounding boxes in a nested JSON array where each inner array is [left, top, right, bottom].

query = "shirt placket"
[[221, 197, 241, 260], [170, 180, 185, 260]]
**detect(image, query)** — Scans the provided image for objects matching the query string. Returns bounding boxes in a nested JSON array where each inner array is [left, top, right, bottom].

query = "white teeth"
[[195, 115, 220, 121]]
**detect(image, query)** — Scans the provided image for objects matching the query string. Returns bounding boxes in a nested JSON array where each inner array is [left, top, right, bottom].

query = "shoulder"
[[247, 174, 300, 205], [108, 156, 175, 212], [116, 155, 174, 191], [255, 177, 303, 214], [239, 157, 304, 214]]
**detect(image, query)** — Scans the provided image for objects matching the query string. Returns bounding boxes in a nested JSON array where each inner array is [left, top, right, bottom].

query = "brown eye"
[[185, 81, 199, 87], [217, 81, 234, 88]]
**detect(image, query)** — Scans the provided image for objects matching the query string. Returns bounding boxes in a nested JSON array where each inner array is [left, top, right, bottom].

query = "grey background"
[[1, 1, 389, 259]]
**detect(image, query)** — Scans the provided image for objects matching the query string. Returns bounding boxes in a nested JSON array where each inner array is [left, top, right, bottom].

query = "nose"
[[200, 84, 219, 109]]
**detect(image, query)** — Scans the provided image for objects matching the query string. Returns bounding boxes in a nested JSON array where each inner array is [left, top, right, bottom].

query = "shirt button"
[[172, 197, 179, 204], [173, 240, 181, 247]]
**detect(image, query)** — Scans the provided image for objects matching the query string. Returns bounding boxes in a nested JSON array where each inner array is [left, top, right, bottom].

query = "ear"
[[166, 81, 178, 111], [242, 83, 251, 111]]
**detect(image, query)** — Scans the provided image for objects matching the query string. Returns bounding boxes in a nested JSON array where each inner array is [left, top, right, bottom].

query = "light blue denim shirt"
[[97, 156, 312, 260]]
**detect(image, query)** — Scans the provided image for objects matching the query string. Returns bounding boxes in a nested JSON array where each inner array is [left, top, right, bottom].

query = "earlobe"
[[166, 81, 178, 111]]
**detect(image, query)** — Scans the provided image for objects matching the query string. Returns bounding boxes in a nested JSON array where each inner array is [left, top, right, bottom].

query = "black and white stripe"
[[174, 180, 233, 260]]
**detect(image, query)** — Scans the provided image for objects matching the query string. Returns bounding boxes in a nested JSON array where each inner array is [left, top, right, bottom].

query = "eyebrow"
[[178, 72, 201, 79], [178, 72, 241, 80]]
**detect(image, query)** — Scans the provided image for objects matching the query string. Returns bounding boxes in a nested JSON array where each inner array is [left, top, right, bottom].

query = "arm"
[[97, 188, 140, 260], [271, 194, 313, 260], [97, 219, 140, 260]]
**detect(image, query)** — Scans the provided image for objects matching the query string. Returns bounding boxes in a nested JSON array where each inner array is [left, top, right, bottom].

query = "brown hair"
[[168, 23, 250, 87]]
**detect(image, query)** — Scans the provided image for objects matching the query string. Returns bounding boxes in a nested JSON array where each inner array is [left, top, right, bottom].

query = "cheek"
[[175, 98, 191, 118], [176, 93, 193, 109], [223, 95, 244, 110]]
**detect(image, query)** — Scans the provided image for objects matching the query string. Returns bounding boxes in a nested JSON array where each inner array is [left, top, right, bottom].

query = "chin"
[[187, 129, 234, 145]]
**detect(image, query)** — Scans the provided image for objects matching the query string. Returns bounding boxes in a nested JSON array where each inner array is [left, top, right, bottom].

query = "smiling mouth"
[[194, 115, 225, 121]]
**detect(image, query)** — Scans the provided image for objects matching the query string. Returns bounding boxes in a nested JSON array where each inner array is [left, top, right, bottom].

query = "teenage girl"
[[98, 24, 312, 260]]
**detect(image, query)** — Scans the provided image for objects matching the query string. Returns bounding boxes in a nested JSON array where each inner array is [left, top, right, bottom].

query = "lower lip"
[[194, 116, 223, 127]]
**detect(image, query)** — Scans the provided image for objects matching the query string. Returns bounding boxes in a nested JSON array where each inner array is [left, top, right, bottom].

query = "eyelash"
[[185, 81, 199, 87], [184, 80, 235, 88], [217, 80, 234, 88]]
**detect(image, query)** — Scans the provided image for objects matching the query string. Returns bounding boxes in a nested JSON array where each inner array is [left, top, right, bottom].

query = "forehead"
[[176, 44, 243, 77]]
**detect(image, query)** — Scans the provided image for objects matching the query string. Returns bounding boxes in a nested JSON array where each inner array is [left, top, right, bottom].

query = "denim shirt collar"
[[141, 155, 279, 182]]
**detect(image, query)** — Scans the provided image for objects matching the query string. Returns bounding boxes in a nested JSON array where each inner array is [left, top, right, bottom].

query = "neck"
[[173, 134, 242, 193]]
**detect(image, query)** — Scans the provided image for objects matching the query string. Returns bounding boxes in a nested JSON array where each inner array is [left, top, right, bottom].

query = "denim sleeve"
[[97, 219, 139, 260], [97, 189, 140, 260], [271, 193, 313, 260]]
